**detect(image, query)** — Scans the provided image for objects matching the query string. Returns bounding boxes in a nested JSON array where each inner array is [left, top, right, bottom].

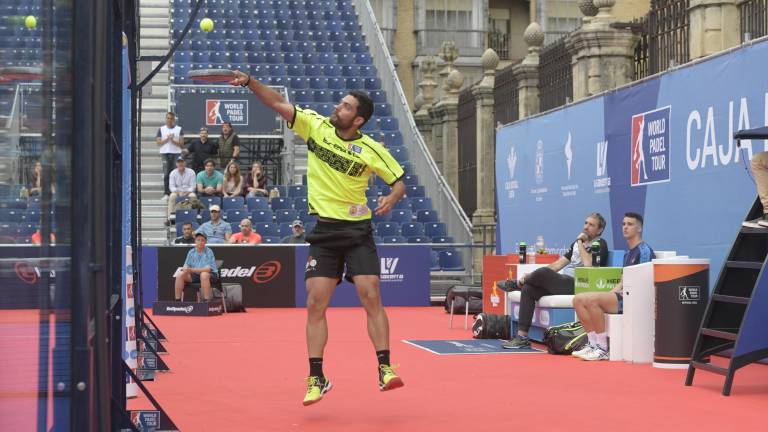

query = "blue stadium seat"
[[331, 90, 346, 102], [403, 174, 418, 185], [355, 53, 373, 64], [408, 236, 431, 244], [391, 147, 408, 162], [286, 64, 304, 76], [267, 64, 287, 77], [315, 103, 333, 116], [376, 222, 400, 237], [401, 222, 424, 238], [226, 209, 248, 222], [372, 211, 391, 223], [382, 236, 407, 244], [416, 210, 439, 223], [251, 209, 274, 222], [222, 196, 245, 211], [176, 221, 199, 237], [322, 64, 342, 77], [393, 198, 411, 210], [262, 236, 281, 244], [337, 53, 355, 65], [384, 132, 403, 147], [439, 250, 464, 271], [255, 222, 279, 237], [247, 197, 270, 211], [283, 52, 301, 64], [275, 208, 298, 223], [368, 90, 387, 103], [289, 76, 309, 89], [298, 210, 317, 223], [278, 222, 293, 237], [361, 119, 378, 132], [309, 77, 328, 89], [405, 185, 425, 197], [272, 185, 288, 197], [350, 42, 366, 53], [265, 52, 284, 64], [327, 77, 346, 90], [359, 65, 377, 77], [174, 51, 191, 63], [364, 77, 381, 90], [332, 41, 349, 53], [293, 30, 310, 41], [230, 222, 241, 234], [379, 117, 399, 131], [432, 236, 454, 246], [175, 209, 197, 225], [288, 185, 307, 197], [1, 198, 27, 209], [346, 77, 363, 89], [292, 90, 312, 103], [293, 197, 309, 211], [365, 186, 379, 197], [200, 210, 211, 223], [380, 185, 391, 195], [270, 197, 293, 210], [341, 65, 359, 77], [411, 197, 433, 212], [424, 222, 446, 238], [390, 209, 412, 224]]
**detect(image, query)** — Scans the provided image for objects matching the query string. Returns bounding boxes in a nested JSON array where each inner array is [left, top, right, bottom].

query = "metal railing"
[[741, 0, 768, 42], [539, 37, 572, 111], [634, 0, 690, 79], [414, 29, 487, 56], [457, 86, 476, 217], [494, 60, 521, 126], [352, 0, 474, 263], [488, 30, 509, 60]]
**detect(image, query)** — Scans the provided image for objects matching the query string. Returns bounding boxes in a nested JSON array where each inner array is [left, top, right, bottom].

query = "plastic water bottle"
[[536, 235, 545, 254], [518, 241, 527, 264], [591, 240, 602, 267]]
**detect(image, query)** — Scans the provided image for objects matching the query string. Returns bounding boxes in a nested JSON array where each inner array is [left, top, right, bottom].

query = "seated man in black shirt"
[[185, 127, 219, 173], [174, 222, 195, 244], [502, 212, 609, 349]]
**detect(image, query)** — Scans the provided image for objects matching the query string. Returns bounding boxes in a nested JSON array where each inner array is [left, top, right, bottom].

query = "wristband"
[[240, 75, 251, 87]]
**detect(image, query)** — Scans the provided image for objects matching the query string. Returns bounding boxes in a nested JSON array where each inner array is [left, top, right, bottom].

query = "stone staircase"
[[139, 0, 173, 245]]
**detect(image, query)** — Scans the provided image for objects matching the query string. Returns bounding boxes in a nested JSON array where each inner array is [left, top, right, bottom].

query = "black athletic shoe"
[[502, 336, 531, 349], [496, 280, 519, 292]]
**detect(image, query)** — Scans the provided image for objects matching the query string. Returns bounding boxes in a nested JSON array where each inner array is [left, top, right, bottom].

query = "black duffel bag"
[[472, 313, 512, 339], [543, 321, 588, 354]]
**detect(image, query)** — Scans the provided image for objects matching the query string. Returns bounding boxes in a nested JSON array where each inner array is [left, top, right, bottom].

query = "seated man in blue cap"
[[174, 231, 219, 301]]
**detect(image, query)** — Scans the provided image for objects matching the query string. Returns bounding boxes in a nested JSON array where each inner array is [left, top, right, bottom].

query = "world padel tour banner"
[[496, 39, 768, 286], [174, 87, 281, 135]]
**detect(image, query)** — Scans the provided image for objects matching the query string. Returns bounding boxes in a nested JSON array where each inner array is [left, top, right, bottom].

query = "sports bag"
[[214, 283, 246, 312], [543, 321, 588, 354], [444, 286, 482, 314], [472, 313, 512, 339]]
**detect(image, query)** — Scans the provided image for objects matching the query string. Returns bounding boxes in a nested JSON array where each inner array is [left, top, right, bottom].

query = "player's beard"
[[329, 113, 352, 130]]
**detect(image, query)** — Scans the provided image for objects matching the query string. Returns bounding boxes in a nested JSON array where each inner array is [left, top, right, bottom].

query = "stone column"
[[414, 56, 438, 159], [432, 67, 464, 197], [471, 48, 500, 272], [567, 0, 637, 101], [689, 0, 740, 60], [436, 41, 459, 101], [514, 22, 544, 119]]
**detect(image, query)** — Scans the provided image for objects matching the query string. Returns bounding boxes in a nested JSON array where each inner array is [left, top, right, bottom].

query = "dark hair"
[[182, 222, 193, 229], [624, 212, 644, 226], [204, 158, 215, 167], [166, 112, 175, 118], [223, 121, 233, 128], [588, 212, 607, 230], [348, 90, 374, 125]]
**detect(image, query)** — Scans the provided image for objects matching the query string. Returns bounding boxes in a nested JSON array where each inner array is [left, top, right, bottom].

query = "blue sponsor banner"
[[496, 39, 768, 287], [294, 245, 431, 307], [403, 339, 544, 355]]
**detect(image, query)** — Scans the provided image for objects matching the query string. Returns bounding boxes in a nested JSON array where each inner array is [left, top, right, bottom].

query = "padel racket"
[[188, 69, 236, 83]]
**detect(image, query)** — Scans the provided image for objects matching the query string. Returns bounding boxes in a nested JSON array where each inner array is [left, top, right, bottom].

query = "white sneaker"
[[571, 345, 593, 358], [580, 346, 609, 361], [161, 195, 169, 202]]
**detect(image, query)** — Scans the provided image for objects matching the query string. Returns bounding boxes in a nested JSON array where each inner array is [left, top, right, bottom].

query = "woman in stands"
[[244, 161, 269, 197], [222, 161, 243, 198]]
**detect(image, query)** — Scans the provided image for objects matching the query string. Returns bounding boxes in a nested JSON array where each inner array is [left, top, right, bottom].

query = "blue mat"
[[402, 339, 545, 355]]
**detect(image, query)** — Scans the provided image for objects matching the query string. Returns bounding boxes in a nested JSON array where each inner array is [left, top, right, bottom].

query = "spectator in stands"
[[244, 161, 269, 197], [167, 156, 197, 220], [174, 222, 195, 245], [31, 229, 56, 245], [185, 127, 218, 173], [571, 212, 654, 361], [231, 71, 405, 405], [196, 158, 224, 197], [195, 204, 231, 243], [218, 121, 240, 168], [223, 161, 244, 198], [229, 218, 262, 244], [27, 161, 42, 196], [501, 212, 609, 350], [174, 232, 219, 302], [281, 219, 306, 244], [746, 151, 768, 227], [156, 112, 184, 201]]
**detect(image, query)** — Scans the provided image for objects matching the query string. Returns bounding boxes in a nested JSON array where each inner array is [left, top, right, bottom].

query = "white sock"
[[596, 332, 608, 350], [587, 331, 597, 347]]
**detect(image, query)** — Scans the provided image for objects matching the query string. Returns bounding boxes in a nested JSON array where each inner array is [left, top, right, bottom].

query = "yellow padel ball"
[[25, 15, 37, 30], [200, 17, 214, 33]]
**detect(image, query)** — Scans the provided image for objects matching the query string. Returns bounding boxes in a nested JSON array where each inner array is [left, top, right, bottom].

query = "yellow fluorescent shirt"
[[288, 106, 404, 221]]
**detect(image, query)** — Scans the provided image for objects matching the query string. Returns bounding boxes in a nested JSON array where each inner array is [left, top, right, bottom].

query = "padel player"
[[230, 70, 406, 405]]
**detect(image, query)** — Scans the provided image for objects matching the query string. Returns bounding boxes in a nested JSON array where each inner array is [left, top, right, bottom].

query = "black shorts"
[[191, 272, 218, 284], [304, 219, 379, 283]]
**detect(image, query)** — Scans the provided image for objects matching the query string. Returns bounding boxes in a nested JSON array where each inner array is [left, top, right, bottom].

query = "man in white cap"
[[282, 219, 307, 244], [195, 204, 231, 244]]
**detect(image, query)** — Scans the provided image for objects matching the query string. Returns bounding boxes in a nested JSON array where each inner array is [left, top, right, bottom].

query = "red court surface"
[[129, 307, 766, 432]]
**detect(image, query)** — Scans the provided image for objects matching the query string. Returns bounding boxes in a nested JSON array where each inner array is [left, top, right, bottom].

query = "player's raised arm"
[[230, 70, 294, 123]]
